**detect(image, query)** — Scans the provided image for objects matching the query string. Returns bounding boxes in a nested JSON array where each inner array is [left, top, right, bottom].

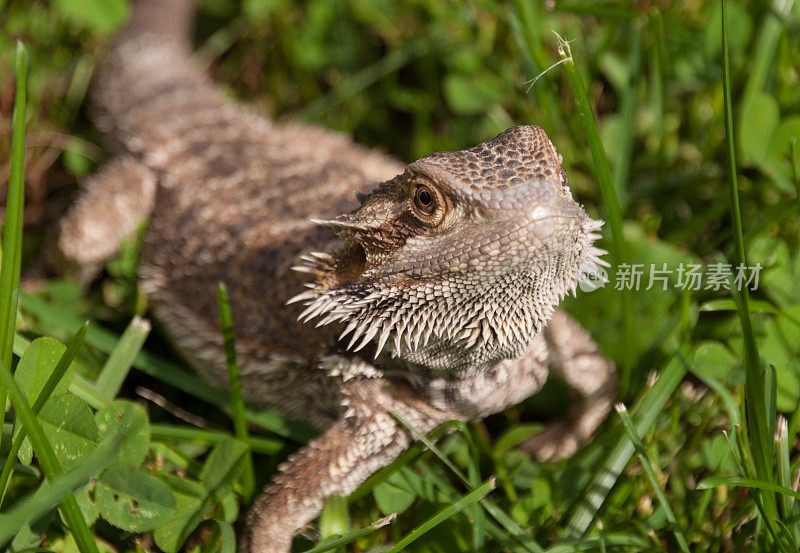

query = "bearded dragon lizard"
[[57, 0, 617, 550]]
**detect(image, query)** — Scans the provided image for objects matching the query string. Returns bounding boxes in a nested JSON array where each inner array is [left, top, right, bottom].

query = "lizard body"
[[58, 1, 616, 550]]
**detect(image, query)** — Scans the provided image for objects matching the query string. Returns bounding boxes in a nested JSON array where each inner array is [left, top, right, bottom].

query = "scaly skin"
[[58, 1, 616, 550]]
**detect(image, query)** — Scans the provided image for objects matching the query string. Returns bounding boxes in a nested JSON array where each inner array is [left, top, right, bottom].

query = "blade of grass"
[[385, 478, 495, 553], [217, 282, 255, 502], [348, 420, 461, 501], [648, 10, 667, 163], [721, 0, 777, 526], [0, 423, 125, 546], [562, 351, 686, 538], [545, 534, 648, 553], [510, 0, 560, 134], [791, 137, 800, 199], [391, 412, 545, 553], [93, 316, 150, 400], [0, 357, 99, 553], [461, 425, 487, 551], [775, 417, 799, 543], [150, 424, 282, 455], [742, 0, 795, 102], [0, 323, 88, 508], [553, 32, 634, 395], [615, 404, 691, 553], [698, 475, 800, 501], [301, 514, 396, 553], [700, 298, 800, 329], [0, 42, 28, 450], [611, 22, 642, 209]]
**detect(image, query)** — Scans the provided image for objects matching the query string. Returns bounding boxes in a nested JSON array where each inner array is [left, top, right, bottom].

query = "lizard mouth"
[[328, 240, 368, 288]]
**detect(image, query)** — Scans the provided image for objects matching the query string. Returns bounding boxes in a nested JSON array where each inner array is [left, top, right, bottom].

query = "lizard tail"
[[116, 0, 195, 44], [89, 0, 220, 156]]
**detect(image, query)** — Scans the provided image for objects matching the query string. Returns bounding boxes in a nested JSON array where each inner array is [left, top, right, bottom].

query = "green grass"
[[2, 0, 800, 551]]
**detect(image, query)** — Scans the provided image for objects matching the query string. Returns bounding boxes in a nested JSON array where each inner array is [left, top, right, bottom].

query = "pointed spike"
[[309, 218, 367, 231], [338, 320, 359, 342], [374, 328, 391, 360], [309, 251, 333, 260], [287, 290, 316, 305], [352, 324, 379, 352], [290, 265, 311, 274], [347, 322, 369, 350]]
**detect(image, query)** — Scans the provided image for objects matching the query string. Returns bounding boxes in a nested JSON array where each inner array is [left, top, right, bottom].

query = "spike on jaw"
[[309, 218, 368, 232], [338, 319, 359, 342], [374, 328, 391, 360], [286, 290, 318, 305]]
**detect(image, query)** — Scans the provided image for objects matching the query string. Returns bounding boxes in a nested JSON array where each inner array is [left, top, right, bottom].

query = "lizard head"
[[291, 126, 607, 373]]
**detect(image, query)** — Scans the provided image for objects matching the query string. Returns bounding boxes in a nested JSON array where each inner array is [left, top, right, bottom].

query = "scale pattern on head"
[[291, 126, 607, 374], [417, 125, 569, 204]]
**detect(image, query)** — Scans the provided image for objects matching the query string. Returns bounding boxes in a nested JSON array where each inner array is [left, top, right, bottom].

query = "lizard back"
[[91, 0, 405, 424]]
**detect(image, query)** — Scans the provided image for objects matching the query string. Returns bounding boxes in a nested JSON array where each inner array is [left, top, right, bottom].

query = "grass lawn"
[[2, 0, 800, 551]]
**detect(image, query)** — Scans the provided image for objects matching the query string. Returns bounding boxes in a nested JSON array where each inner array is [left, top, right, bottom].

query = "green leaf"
[[38, 394, 99, 472], [53, 0, 129, 33], [96, 464, 175, 532], [196, 520, 237, 553], [492, 423, 542, 456], [199, 438, 248, 500], [738, 92, 779, 165], [0, 423, 127, 547], [95, 400, 150, 467], [15, 337, 77, 406], [11, 335, 81, 467], [153, 476, 205, 553], [692, 341, 740, 382], [63, 139, 94, 176], [373, 473, 416, 516], [769, 116, 800, 166], [74, 482, 100, 526]]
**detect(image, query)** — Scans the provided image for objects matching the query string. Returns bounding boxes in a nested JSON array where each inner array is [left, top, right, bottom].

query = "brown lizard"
[[57, 0, 617, 550]]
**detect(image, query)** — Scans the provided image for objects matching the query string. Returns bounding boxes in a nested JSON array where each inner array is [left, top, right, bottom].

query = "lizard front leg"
[[244, 373, 452, 553], [522, 309, 616, 460], [244, 343, 552, 552]]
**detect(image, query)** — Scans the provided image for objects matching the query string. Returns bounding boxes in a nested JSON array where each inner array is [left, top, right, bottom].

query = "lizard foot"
[[53, 155, 156, 284]]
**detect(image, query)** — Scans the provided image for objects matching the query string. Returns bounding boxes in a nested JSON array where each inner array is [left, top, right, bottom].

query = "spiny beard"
[[289, 216, 607, 369]]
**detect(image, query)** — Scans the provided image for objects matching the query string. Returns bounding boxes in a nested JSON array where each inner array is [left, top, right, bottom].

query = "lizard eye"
[[413, 184, 437, 216]]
